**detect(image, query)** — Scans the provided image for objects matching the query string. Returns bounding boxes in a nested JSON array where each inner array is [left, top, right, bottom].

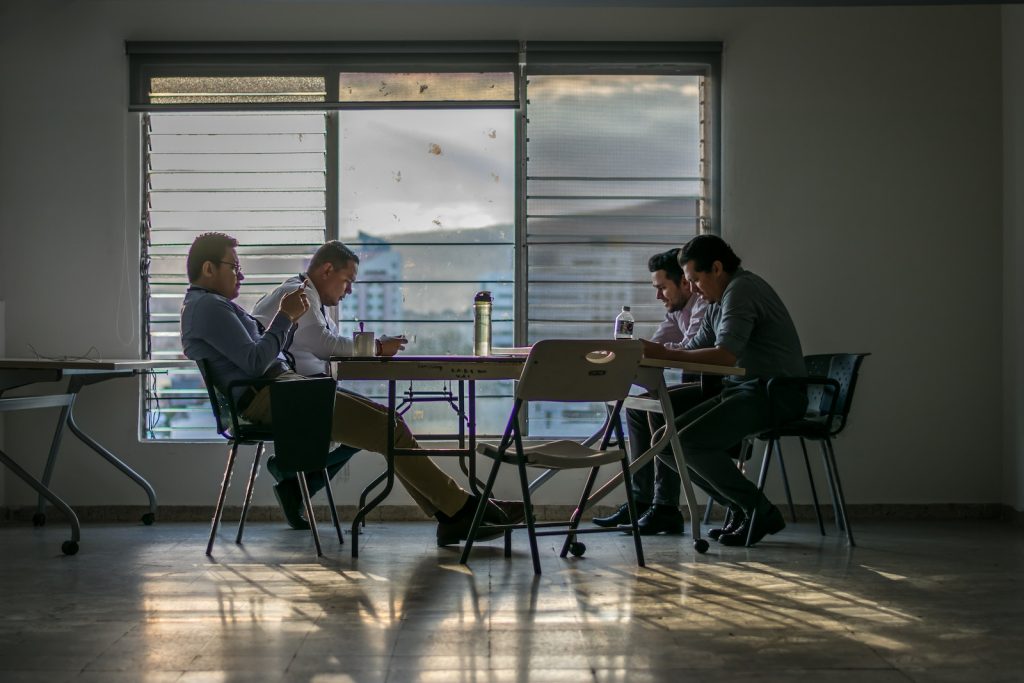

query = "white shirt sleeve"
[[291, 290, 354, 361], [251, 277, 354, 376]]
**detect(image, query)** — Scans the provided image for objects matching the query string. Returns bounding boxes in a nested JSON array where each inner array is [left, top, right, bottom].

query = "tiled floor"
[[0, 518, 1022, 682]]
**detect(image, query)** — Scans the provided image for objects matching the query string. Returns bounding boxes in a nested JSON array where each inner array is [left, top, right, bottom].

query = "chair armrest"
[[219, 377, 279, 435], [766, 375, 841, 429]]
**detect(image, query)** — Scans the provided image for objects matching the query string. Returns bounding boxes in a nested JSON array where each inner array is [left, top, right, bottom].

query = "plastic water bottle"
[[613, 305, 635, 339], [473, 290, 493, 356]]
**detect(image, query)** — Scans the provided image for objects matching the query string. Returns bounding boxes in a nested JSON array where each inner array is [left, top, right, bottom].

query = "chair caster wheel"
[[61, 540, 79, 556], [32, 513, 46, 527], [694, 538, 709, 554], [569, 541, 586, 557], [141, 513, 156, 526]]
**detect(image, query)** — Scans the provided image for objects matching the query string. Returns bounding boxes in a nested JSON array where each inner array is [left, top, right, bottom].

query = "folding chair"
[[460, 339, 646, 574]]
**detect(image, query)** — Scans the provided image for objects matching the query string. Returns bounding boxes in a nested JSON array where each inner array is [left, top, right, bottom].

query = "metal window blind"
[[142, 111, 328, 440], [523, 74, 707, 436]]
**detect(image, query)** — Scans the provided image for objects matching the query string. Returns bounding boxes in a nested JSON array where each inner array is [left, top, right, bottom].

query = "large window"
[[133, 42, 720, 441]]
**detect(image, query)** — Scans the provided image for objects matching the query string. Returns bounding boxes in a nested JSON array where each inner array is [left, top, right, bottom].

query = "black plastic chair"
[[747, 353, 870, 547], [268, 378, 346, 557], [196, 360, 348, 557], [196, 359, 275, 556]]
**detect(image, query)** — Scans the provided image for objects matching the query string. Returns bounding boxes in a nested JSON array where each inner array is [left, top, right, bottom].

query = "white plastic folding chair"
[[459, 339, 646, 574]]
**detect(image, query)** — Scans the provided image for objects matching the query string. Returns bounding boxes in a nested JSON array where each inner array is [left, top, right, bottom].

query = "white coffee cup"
[[353, 331, 376, 357]]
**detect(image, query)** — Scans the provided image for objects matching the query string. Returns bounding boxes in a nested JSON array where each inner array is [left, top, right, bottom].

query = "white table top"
[[0, 358, 194, 372], [332, 355, 526, 381], [331, 353, 745, 381]]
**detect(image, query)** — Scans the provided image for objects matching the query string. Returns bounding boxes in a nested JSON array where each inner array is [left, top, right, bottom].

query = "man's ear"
[[201, 260, 217, 279], [711, 260, 724, 277]]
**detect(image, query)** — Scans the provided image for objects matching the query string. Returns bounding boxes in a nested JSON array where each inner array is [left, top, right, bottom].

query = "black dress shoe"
[[436, 500, 509, 547], [592, 502, 649, 528], [272, 481, 310, 531], [719, 505, 785, 547], [633, 504, 685, 536], [708, 510, 746, 540]]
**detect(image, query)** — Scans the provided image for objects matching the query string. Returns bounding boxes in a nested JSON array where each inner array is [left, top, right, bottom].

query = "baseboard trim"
[[1003, 505, 1024, 526], [0, 502, 1015, 524]]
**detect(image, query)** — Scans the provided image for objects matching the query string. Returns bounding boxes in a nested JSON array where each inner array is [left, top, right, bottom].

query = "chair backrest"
[[804, 353, 869, 435], [269, 378, 337, 474], [195, 358, 231, 437], [516, 339, 644, 403]]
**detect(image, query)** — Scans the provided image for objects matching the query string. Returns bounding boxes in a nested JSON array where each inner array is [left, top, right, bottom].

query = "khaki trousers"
[[242, 373, 469, 517]]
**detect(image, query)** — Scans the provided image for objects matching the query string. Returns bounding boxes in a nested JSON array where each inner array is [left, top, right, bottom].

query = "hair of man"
[[187, 232, 239, 283], [309, 240, 360, 272], [679, 234, 742, 274], [648, 248, 684, 284]]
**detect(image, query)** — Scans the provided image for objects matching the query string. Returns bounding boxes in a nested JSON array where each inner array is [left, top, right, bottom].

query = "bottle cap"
[[475, 291, 492, 302], [622, 305, 631, 311]]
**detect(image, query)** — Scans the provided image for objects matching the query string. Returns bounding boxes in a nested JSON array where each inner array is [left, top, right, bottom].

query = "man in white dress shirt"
[[592, 248, 711, 535], [252, 241, 406, 528]]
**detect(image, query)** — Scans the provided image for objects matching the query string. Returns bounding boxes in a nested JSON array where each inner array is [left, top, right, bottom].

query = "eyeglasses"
[[217, 260, 243, 275]]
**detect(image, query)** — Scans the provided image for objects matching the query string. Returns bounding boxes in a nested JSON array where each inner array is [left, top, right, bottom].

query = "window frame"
[[131, 41, 722, 441]]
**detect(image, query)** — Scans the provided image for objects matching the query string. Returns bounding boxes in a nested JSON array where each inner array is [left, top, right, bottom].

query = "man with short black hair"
[[642, 234, 807, 546], [250, 240, 406, 527], [180, 233, 523, 546], [592, 248, 709, 535]]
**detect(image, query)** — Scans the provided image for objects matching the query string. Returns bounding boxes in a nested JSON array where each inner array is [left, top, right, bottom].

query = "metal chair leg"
[[235, 442, 264, 544], [746, 440, 773, 547], [298, 473, 323, 557], [516, 452, 542, 575], [800, 438, 826, 535], [702, 496, 715, 524], [819, 441, 844, 533], [774, 440, 798, 522], [620, 456, 645, 567], [322, 470, 344, 546], [559, 466, 600, 558], [459, 452, 503, 565], [823, 438, 855, 546], [207, 442, 239, 556]]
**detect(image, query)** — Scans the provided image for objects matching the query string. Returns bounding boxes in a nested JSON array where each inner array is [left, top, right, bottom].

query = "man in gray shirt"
[[642, 234, 807, 546]]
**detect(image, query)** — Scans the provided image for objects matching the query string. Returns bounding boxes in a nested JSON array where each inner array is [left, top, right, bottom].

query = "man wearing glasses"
[[179, 232, 523, 546]]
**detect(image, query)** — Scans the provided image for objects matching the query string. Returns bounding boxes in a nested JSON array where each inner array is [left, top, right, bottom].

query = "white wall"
[[1004, 4, 1024, 514], [0, 1, 1005, 510]]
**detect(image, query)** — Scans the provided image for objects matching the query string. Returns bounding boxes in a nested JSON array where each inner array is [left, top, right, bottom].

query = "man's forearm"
[[643, 340, 737, 367]]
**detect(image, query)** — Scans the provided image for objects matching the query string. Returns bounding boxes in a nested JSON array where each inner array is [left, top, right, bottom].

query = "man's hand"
[[640, 338, 737, 367], [640, 338, 671, 360], [280, 284, 309, 323], [376, 335, 408, 357]]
